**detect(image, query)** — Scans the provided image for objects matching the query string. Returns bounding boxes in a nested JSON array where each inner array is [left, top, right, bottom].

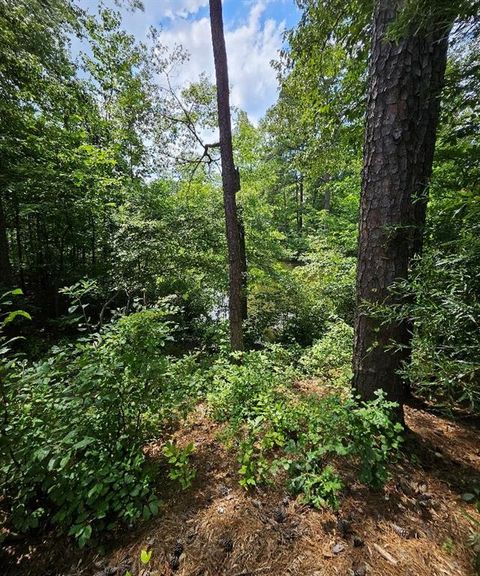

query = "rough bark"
[[209, 0, 245, 351], [0, 194, 12, 288], [353, 0, 451, 416]]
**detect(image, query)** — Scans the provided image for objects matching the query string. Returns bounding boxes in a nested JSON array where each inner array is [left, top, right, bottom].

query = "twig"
[[98, 289, 120, 329], [373, 543, 398, 565], [159, 69, 221, 186]]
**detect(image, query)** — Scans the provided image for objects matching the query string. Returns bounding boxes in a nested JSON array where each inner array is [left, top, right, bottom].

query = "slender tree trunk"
[[297, 176, 304, 231], [323, 189, 331, 212], [0, 194, 12, 288], [14, 202, 25, 292], [209, 0, 245, 351], [353, 0, 451, 417], [91, 216, 96, 271], [238, 212, 248, 321]]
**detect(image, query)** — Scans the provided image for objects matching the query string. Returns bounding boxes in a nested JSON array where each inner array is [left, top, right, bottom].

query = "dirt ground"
[[3, 392, 480, 576]]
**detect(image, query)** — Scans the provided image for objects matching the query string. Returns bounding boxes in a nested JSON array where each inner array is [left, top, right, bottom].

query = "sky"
[[76, 0, 300, 122]]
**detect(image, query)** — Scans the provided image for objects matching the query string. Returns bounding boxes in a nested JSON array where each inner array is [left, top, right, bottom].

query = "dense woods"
[[1, 0, 479, 574]]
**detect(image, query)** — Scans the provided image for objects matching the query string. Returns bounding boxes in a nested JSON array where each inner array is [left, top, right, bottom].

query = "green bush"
[[242, 391, 402, 494], [207, 347, 297, 424], [371, 246, 480, 412], [206, 350, 403, 503], [162, 441, 196, 490], [408, 250, 480, 411], [246, 237, 355, 347], [296, 238, 356, 325], [300, 320, 353, 386], [288, 464, 343, 509], [246, 266, 330, 346], [0, 309, 203, 546]]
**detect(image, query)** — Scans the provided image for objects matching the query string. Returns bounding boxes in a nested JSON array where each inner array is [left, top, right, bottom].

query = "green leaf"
[[73, 437, 95, 450], [148, 499, 159, 516], [140, 549, 152, 564], [82, 524, 92, 541], [59, 455, 70, 470], [3, 310, 32, 325]]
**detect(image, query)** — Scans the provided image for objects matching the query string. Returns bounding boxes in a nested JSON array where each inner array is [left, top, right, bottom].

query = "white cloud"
[[154, 0, 208, 18], [159, 2, 284, 121], [76, 0, 284, 121], [77, 0, 209, 39]]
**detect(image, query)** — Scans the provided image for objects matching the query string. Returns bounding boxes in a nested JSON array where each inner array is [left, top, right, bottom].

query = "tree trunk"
[[209, 0, 245, 351], [14, 201, 25, 292], [323, 189, 331, 212], [238, 212, 248, 321], [0, 194, 12, 288], [353, 0, 451, 417], [297, 176, 304, 231]]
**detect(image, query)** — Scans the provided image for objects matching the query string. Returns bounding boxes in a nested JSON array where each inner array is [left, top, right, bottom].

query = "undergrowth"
[[206, 341, 403, 508], [1, 308, 402, 546], [0, 305, 205, 546]]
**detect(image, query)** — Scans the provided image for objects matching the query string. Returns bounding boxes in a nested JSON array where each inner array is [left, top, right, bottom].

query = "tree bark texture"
[[353, 0, 451, 412], [209, 0, 245, 351]]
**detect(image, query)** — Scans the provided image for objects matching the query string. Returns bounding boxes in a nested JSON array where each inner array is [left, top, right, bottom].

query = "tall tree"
[[0, 0, 79, 295], [353, 0, 452, 415], [209, 0, 246, 351]]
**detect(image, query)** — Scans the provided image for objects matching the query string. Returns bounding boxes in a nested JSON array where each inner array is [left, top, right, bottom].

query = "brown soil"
[[3, 395, 480, 576]]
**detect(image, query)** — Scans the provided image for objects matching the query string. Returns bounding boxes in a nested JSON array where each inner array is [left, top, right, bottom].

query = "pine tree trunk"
[[353, 0, 451, 416], [0, 194, 12, 288], [209, 0, 245, 351]]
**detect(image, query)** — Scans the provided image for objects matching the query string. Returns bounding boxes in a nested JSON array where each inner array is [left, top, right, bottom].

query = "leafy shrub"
[[246, 236, 355, 347], [407, 249, 480, 411], [295, 239, 356, 325], [0, 308, 203, 545], [162, 441, 196, 490], [372, 247, 480, 412], [207, 348, 297, 425], [347, 392, 404, 486], [243, 391, 402, 493], [207, 350, 403, 504], [300, 320, 353, 386], [246, 266, 330, 346], [288, 464, 343, 509]]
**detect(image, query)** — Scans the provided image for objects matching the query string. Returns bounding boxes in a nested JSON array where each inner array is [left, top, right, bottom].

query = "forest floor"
[[4, 379, 480, 576]]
